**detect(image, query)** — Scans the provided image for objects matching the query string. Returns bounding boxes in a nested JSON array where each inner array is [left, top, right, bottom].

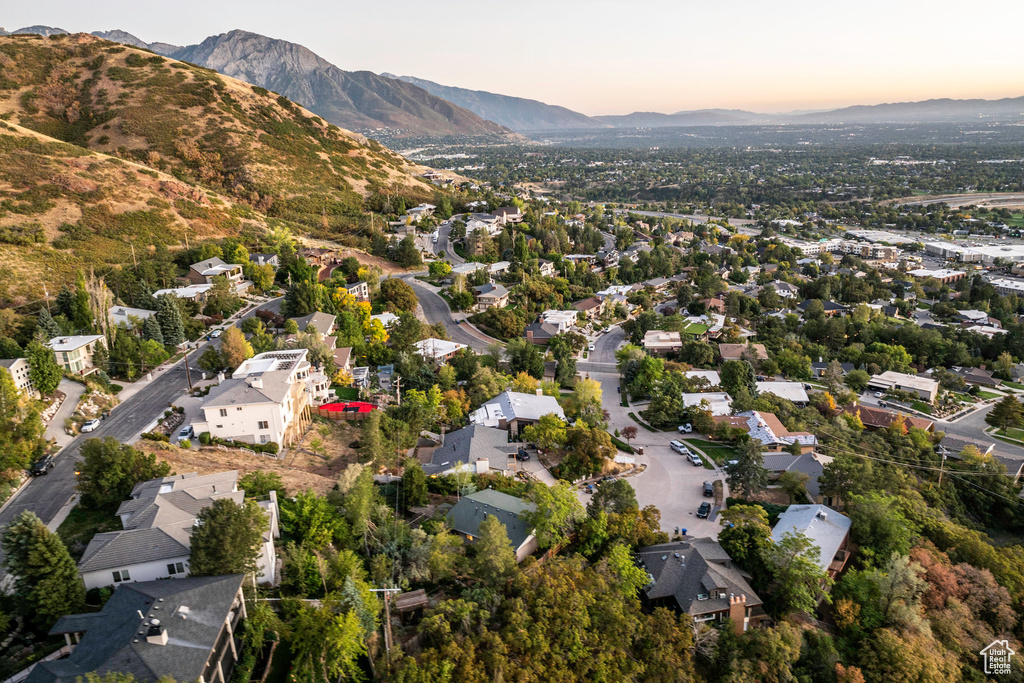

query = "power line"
[[814, 442, 1021, 477]]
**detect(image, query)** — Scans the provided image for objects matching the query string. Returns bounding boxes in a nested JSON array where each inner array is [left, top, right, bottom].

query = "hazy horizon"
[[6, 0, 1023, 116]]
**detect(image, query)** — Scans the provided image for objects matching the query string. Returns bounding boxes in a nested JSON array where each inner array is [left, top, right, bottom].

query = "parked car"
[[81, 418, 100, 433], [670, 440, 690, 455], [583, 484, 595, 494], [588, 343, 595, 352], [178, 425, 195, 440], [677, 423, 692, 433], [702, 481, 714, 497], [873, 391, 884, 398], [210, 329, 223, 339], [697, 501, 711, 518], [688, 452, 703, 466], [601, 475, 617, 484], [29, 455, 54, 476], [515, 449, 531, 461]]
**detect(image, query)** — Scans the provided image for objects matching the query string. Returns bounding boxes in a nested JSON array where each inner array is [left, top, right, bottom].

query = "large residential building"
[[193, 350, 314, 447], [152, 283, 213, 303], [868, 371, 939, 402], [418, 424, 518, 476], [447, 489, 538, 562], [540, 309, 580, 331], [0, 357, 35, 397], [681, 392, 733, 416], [186, 257, 247, 292], [77, 471, 278, 590], [718, 343, 768, 362], [755, 381, 809, 405], [772, 505, 851, 580], [27, 574, 247, 683], [47, 335, 104, 375], [473, 283, 510, 311], [414, 338, 468, 366], [635, 539, 764, 633], [643, 330, 683, 355], [471, 390, 566, 433]]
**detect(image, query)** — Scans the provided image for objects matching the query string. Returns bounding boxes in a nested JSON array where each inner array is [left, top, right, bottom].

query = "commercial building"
[[906, 268, 968, 284], [867, 371, 939, 402]]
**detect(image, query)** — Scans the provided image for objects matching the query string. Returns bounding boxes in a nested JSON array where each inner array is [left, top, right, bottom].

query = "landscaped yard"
[[911, 401, 933, 415], [994, 427, 1024, 441], [334, 385, 360, 400], [57, 505, 121, 562], [687, 439, 737, 465], [682, 323, 709, 336], [976, 390, 1002, 400]]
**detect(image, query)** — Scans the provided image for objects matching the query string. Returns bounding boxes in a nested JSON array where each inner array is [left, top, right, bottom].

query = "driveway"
[[44, 379, 86, 448]]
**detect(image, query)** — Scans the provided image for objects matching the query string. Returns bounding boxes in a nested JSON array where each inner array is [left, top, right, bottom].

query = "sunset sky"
[[7, 0, 1022, 115]]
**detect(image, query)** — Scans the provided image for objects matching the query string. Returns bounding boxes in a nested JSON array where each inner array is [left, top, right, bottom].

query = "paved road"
[[890, 193, 1024, 209], [0, 297, 284, 576], [434, 223, 464, 264], [404, 276, 501, 353], [614, 208, 756, 228]]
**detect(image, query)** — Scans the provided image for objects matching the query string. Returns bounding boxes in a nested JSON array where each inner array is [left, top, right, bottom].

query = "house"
[[810, 361, 854, 378], [47, 335, 104, 375], [371, 312, 400, 329], [488, 261, 511, 276], [447, 489, 538, 562], [377, 364, 395, 391], [840, 404, 934, 432], [939, 434, 995, 458], [538, 259, 556, 277], [290, 311, 336, 338], [473, 283, 510, 311], [524, 322, 560, 345], [299, 247, 332, 266], [543, 361, 557, 383], [107, 305, 157, 332], [333, 347, 352, 372], [797, 300, 847, 317], [772, 505, 851, 579], [755, 381, 809, 405], [784, 452, 834, 504], [0, 357, 35, 397], [407, 203, 436, 221], [716, 411, 817, 453], [635, 539, 764, 633], [192, 350, 314, 447], [471, 390, 566, 433], [414, 338, 468, 366], [350, 366, 370, 388], [153, 284, 213, 303], [868, 371, 939, 402], [248, 253, 280, 268], [643, 330, 683, 355], [573, 297, 605, 320], [419, 424, 518, 476], [682, 370, 721, 387], [718, 343, 768, 362], [345, 281, 370, 301], [643, 277, 671, 293], [950, 366, 1001, 388], [26, 574, 247, 683], [540, 309, 580, 332], [493, 206, 524, 223], [186, 257, 248, 293], [682, 392, 733, 416], [766, 281, 800, 299], [701, 298, 726, 314], [77, 471, 278, 590], [763, 453, 800, 474]]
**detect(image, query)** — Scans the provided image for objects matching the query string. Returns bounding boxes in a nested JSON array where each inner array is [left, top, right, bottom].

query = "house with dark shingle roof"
[[635, 539, 764, 634], [419, 425, 518, 476], [26, 575, 246, 683], [446, 489, 538, 562]]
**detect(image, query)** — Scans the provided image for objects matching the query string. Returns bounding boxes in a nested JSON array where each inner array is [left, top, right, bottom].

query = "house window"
[[260, 435, 269, 444], [167, 562, 185, 575], [237, 407, 243, 411], [219, 409, 228, 417], [258, 421, 269, 430], [112, 569, 130, 583]]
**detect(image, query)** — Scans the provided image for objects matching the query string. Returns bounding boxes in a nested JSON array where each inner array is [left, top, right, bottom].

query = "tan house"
[[643, 330, 683, 355], [573, 297, 605, 320], [186, 257, 244, 287], [0, 358, 36, 397], [473, 283, 510, 311], [47, 335, 104, 375]]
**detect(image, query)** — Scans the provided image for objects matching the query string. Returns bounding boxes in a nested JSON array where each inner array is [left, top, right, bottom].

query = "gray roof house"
[[420, 425, 518, 476], [446, 489, 538, 562], [26, 574, 246, 683], [78, 472, 279, 590], [290, 311, 337, 337], [771, 504, 851, 579], [635, 539, 764, 633]]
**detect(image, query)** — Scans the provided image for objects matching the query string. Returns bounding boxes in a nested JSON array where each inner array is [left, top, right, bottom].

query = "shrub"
[[179, 439, 191, 450], [199, 431, 212, 445], [141, 431, 170, 442]]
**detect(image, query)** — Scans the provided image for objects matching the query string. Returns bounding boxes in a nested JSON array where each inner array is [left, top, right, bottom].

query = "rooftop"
[[771, 504, 851, 574], [446, 489, 536, 551], [414, 338, 468, 361], [47, 335, 103, 353], [471, 390, 566, 426]]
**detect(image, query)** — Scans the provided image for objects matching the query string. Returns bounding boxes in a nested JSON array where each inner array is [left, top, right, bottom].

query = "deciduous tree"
[[190, 498, 269, 577]]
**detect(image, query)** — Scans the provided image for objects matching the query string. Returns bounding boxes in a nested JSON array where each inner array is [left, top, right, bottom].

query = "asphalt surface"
[[0, 297, 283, 576], [404, 276, 501, 353], [434, 223, 464, 264]]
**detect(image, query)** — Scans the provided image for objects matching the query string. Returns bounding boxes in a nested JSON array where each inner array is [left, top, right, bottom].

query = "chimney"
[[729, 594, 747, 634], [535, 388, 543, 397], [146, 621, 168, 645], [249, 377, 263, 389]]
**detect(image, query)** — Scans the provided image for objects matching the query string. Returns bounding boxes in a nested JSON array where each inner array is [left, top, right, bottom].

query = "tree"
[[506, 337, 544, 378], [248, 263, 276, 292], [725, 437, 769, 497], [721, 359, 757, 397], [0, 336, 21, 359], [290, 597, 366, 683], [401, 457, 428, 511], [239, 471, 285, 499], [1, 511, 84, 627], [26, 340, 62, 395], [281, 489, 346, 550], [36, 308, 61, 338], [764, 531, 833, 614], [717, 504, 772, 577], [155, 294, 185, 347], [428, 260, 452, 279], [473, 513, 517, 582], [77, 437, 172, 509], [220, 326, 254, 370], [197, 346, 225, 373], [844, 369, 871, 393], [985, 394, 1024, 433], [521, 413, 568, 451], [621, 425, 638, 447], [189, 498, 269, 577], [378, 277, 418, 312], [778, 470, 809, 504], [846, 493, 917, 567], [587, 478, 637, 516], [570, 377, 605, 427], [71, 270, 94, 332], [524, 481, 585, 550], [993, 350, 1015, 379], [141, 315, 164, 345], [605, 543, 649, 597], [395, 235, 422, 268]]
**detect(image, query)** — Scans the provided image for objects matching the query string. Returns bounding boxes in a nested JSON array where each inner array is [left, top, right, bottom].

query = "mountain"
[[162, 30, 519, 138], [792, 96, 1024, 124], [384, 74, 602, 131], [0, 25, 70, 37], [595, 110, 760, 128], [0, 33, 433, 303], [89, 29, 153, 50]]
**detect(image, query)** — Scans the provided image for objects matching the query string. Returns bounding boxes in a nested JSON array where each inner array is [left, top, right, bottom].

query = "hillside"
[[386, 74, 602, 132], [0, 33, 434, 304], [164, 30, 519, 138]]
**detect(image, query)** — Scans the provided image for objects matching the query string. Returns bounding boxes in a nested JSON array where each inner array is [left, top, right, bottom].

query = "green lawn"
[[1000, 381, 1024, 390], [334, 386, 359, 400], [628, 412, 658, 432], [911, 402, 933, 415], [682, 323, 709, 336], [976, 390, 1001, 400], [687, 439, 737, 465], [57, 505, 120, 562], [996, 427, 1024, 441]]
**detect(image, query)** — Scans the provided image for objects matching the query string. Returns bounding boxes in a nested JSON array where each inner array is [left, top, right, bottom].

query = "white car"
[[210, 329, 223, 339], [81, 419, 101, 433], [688, 452, 703, 466], [670, 440, 690, 455], [588, 343, 596, 352], [677, 423, 692, 433], [873, 391, 884, 398]]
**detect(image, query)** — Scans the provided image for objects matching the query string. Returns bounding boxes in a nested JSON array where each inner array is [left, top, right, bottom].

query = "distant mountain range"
[[3, 25, 1022, 135]]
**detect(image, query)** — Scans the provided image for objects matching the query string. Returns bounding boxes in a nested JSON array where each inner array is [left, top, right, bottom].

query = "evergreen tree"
[[36, 308, 61, 339], [109, 327, 140, 380], [26, 340, 62, 395], [473, 514, 517, 583], [141, 315, 164, 345], [985, 394, 1024, 433], [401, 458, 428, 512], [54, 286, 74, 319], [725, 436, 769, 497], [71, 271, 94, 332], [395, 235, 422, 268], [91, 340, 109, 374], [1, 511, 84, 628], [189, 499, 269, 577], [155, 295, 185, 347]]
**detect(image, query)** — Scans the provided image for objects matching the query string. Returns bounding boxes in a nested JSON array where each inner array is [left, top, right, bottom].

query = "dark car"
[[515, 449, 531, 461], [697, 501, 711, 518], [702, 481, 714, 497], [30, 455, 55, 476]]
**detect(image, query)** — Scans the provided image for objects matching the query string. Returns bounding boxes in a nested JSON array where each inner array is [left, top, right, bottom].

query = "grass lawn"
[[995, 427, 1024, 441], [976, 390, 1002, 400], [911, 401, 933, 415], [687, 439, 737, 465], [628, 412, 657, 432], [682, 323, 709, 336], [1001, 381, 1024, 390], [57, 505, 121, 562], [916, 303, 931, 310], [334, 386, 359, 400]]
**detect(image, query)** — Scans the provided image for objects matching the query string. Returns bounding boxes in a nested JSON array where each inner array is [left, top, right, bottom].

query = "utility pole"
[[369, 588, 401, 671], [130, 242, 138, 269], [393, 375, 402, 407], [183, 347, 193, 391], [43, 286, 50, 313], [937, 453, 947, 487]]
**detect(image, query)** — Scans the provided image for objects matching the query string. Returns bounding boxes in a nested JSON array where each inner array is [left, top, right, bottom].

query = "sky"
[[6, 0, 1023, 115]]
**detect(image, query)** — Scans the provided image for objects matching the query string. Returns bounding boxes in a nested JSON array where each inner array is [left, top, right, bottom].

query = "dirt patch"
[[747, 487, 794, 506]]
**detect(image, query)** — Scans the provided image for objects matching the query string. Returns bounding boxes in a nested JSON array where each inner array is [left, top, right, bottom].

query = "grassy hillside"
[[0, 33, 435, 305]]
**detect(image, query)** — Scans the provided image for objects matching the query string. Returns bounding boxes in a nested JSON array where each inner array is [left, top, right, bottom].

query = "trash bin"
[[681, 528, 687, 536], [635, 446, 644, 456]]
